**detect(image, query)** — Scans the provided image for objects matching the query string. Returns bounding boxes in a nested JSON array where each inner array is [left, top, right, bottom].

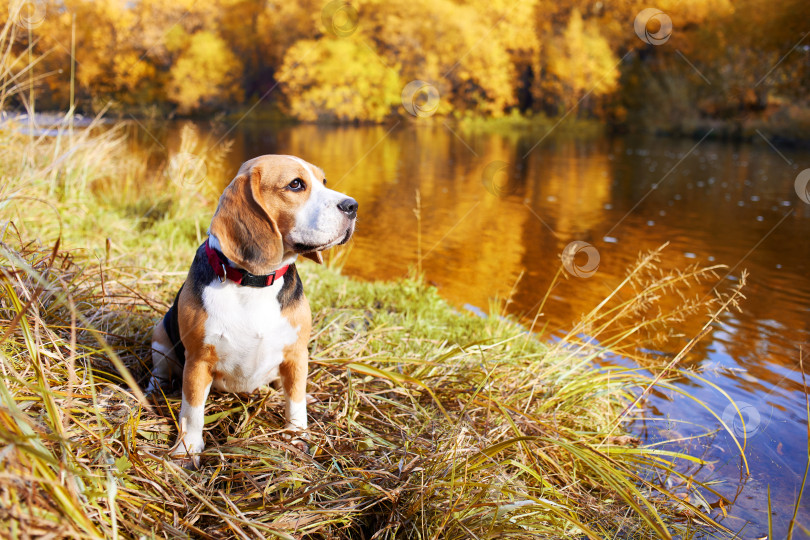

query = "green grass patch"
[[454, 109, 605, 140]]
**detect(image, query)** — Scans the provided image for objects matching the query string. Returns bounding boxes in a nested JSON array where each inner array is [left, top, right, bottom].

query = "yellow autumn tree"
[[166, 30, 244, 114], [358, 0, 517, 116], [29, 0, 161, 109], [470, 0, 542, 111], [278, 38, 401, 123], [544, 9, 619, 113]]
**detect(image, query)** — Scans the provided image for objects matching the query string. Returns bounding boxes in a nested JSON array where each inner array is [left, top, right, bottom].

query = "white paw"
[[170, 436, 205, 468], [283, 423, 309, 437], [282, 426, 310, 453], [144, 377, 160, 396]]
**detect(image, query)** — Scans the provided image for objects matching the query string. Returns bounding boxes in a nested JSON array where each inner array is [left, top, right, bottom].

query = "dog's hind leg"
[[146, 320, 182, 395]]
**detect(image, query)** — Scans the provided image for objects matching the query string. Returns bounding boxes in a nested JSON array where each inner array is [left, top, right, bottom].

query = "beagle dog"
[[147, 155, 357, 466]]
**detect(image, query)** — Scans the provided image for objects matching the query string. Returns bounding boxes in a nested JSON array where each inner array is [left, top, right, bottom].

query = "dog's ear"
[[209, 166, 284, 274], [301, 251, 324, 264]]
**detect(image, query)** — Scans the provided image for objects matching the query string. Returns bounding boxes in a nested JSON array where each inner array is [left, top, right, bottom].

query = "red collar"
[[204, 239, 290, 287]]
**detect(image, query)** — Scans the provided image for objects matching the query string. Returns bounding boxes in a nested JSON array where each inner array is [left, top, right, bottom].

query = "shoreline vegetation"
[[7, 104, 810, 150], [0, 107, 767, 539]]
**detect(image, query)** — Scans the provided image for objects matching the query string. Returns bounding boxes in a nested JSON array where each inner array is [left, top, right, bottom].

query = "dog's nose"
[[337, 197, 358, 219]]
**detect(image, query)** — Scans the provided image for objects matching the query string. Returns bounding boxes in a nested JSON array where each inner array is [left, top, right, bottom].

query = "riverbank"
[[453, 106, 810, 146], [0, 122, 746, 538], [6, 101, 810, 153]]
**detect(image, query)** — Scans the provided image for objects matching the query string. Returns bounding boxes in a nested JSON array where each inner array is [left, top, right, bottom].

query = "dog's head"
[[209, 155, 357, 274]]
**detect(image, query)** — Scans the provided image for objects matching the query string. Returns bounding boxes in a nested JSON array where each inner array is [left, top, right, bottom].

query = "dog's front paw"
[[282, 426, 310, 454], [170, 436, 205, 469], [144, 376, 167, 397]]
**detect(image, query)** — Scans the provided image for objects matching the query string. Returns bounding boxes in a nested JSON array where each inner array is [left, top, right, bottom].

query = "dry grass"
[[0, 226, 742, 539]]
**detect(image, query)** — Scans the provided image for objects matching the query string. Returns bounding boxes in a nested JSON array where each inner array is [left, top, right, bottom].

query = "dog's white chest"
[[202, 278, 299, 393]]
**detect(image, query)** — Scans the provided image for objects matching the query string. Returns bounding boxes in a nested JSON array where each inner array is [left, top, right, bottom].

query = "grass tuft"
[[0, 228, 737, 538]]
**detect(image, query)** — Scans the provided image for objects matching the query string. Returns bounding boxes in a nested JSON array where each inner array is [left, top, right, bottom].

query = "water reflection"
[[151, 121, 808, 537]]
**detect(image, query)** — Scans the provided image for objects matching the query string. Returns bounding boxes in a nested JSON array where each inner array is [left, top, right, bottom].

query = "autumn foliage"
[[1, 0, 808, 125]]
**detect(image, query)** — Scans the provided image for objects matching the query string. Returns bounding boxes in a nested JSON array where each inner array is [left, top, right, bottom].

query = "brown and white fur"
[[147, 155, 357, 467]]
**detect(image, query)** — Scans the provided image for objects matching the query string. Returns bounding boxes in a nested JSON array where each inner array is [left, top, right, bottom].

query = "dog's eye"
[[323, 179, 327, 186], [288, 178, 305, 191]]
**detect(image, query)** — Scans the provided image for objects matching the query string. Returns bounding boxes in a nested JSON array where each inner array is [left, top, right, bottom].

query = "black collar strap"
[[204, 239, 290, 287]]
